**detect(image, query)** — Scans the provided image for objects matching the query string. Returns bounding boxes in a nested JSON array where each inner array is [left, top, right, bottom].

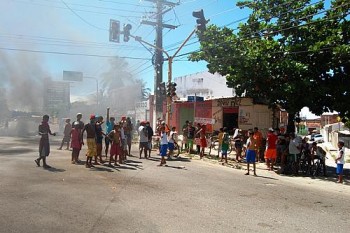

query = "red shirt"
[[267, 132, 278, 149]]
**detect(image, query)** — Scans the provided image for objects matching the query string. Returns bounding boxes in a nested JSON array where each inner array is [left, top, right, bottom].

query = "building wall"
[[170, 97, 273, 135], [174, 71, 233, 99]]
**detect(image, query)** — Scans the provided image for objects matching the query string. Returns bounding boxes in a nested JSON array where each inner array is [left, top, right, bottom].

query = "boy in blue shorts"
[[159, 125, 168, 166], [335, 141, 345, 183], [245, 131, 257, 176]]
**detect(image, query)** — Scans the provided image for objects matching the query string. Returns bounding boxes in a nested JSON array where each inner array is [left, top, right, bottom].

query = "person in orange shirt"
[[253, 127, 263, 162]]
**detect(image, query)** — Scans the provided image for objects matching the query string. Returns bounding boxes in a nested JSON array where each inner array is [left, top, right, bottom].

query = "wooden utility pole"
[[141, 0, 179, 121]]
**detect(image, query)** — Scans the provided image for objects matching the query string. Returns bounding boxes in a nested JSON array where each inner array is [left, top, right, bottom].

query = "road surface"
[[0, 136, 349, 233]]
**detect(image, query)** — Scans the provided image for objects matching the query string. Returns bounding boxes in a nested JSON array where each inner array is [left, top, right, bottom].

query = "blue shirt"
[[106, 121, 114, 134]]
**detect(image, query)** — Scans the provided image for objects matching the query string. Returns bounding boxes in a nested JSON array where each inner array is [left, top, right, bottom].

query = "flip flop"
[[34, 159, 40, 167]]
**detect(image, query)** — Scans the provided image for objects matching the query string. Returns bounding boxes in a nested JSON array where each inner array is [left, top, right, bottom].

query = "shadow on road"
[[0, 148, 35, 155], [255, 175, 278, 180], [90, 166, 114, 172], [160, 164, 187, 170], [44, 167, 66, 173]]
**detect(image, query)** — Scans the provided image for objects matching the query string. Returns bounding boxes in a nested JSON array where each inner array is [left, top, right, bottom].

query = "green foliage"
[[190, 0, 350, 121]]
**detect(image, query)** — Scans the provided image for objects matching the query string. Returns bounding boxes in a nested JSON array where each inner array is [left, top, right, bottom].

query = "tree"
[[190, 0, 350, 132]]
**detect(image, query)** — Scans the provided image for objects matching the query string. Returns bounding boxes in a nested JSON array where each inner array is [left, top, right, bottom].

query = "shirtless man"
[[82, 115, 97, 168]]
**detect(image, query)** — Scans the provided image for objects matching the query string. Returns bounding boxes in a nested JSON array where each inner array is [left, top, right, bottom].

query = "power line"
[[60, 0, 107, 31], [0, 47, 151, 60]]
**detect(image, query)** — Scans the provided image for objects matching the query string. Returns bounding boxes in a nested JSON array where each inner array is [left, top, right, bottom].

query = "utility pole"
[[141, 0, 179, 122]]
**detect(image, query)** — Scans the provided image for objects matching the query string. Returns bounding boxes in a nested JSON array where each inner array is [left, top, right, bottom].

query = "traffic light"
[[166, 82, 177, 97], [123, 24, 132, 42], [170, 82, 177, 97], [166, 82, 172, 97], [109, 19, 120, 43], [158, 82, 166, 96], [192, 9, 207, 32]]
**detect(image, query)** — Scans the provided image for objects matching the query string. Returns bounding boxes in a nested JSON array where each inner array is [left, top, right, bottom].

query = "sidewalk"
[[180, 145, 349, 183]]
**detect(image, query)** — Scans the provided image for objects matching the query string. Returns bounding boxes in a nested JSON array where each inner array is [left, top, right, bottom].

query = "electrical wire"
[[0, 47, 151, 60]]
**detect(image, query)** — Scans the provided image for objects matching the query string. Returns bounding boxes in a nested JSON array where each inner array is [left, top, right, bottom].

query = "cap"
[[90, 114, 96, 120], [268, 127, 274, 132], [121, 116, 126, 120], [76, 113, 82, 117]]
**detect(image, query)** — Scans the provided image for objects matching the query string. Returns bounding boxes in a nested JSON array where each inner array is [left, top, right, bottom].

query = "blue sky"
[[0, 0, 252, 99], [0, 0, 332, 116]]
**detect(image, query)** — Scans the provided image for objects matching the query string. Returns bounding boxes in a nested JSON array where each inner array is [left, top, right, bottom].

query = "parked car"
[[310, 134, 324, 143]]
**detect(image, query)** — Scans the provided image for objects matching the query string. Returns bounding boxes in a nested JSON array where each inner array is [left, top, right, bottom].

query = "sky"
[[0, 0, 252, 99], [0, 0, 333, 118]]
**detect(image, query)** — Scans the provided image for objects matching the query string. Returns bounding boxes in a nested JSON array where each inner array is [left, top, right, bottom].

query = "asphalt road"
[[0, 136, 349, 233]]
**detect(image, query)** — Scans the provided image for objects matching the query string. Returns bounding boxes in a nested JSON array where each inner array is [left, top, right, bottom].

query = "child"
[[58, 118, 72, 150], [35, 115, 56, 169], [335, 141, 345, 183], [108, 124, 122, 166], [221, 127, 229, 164], [159, 125, 168, 166], [168, 127, 177, 159], [245, 131, 257, 176]]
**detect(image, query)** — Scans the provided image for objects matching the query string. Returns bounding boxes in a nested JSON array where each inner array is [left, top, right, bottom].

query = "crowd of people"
[[35, 108, 134, 169], [34, 113, 346, 182]]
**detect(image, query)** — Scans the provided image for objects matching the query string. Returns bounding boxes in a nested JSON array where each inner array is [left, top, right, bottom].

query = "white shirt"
[[138, 126, 148, 143], [289, 138, 301, 154], [337, 147, 345, 164], [168, 130, 177, 143], [160, 132, 168, 145]]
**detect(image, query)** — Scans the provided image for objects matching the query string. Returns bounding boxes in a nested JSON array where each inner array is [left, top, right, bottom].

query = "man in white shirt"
[[288, 133, 301, 175], [138, 121, 149, 159]]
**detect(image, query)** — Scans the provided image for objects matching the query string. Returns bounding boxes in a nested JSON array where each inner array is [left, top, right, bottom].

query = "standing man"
[[105, 107, 115, 158], [182, 120, 189, 152], [34, 115, 56, 169], [245, 131, 257, 176], [70, 123, 82, 164], [58, 118, 72, 150], [145, 121, 154, 158], [288, 133, 301, 175], [196, 124, 207, 159], [82, 115, 97, 168], [125, 117, 133, 156], [187, 122, 196, 154], [138, 121, 149, 159], [265, 128, 278, 171], [95, 115, 105, 164], [72, 113, 84, 162]]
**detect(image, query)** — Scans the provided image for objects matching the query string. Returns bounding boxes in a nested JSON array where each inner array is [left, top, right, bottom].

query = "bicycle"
[[311, 155, 327, 177], [207, 136, 219, 156]]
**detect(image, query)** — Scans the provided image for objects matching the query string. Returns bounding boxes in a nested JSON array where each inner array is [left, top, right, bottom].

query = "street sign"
[[188, 96, 204, 102], [194, 117, 215, 125], [63, 71, 83, 82]]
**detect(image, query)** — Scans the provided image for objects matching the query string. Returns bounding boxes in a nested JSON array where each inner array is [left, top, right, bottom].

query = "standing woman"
[[70, 124, 82, 164], [35, 115, 56, 168]]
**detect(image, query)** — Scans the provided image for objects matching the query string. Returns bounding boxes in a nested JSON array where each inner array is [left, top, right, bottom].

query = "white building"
[[174, 71, 233, 99]]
